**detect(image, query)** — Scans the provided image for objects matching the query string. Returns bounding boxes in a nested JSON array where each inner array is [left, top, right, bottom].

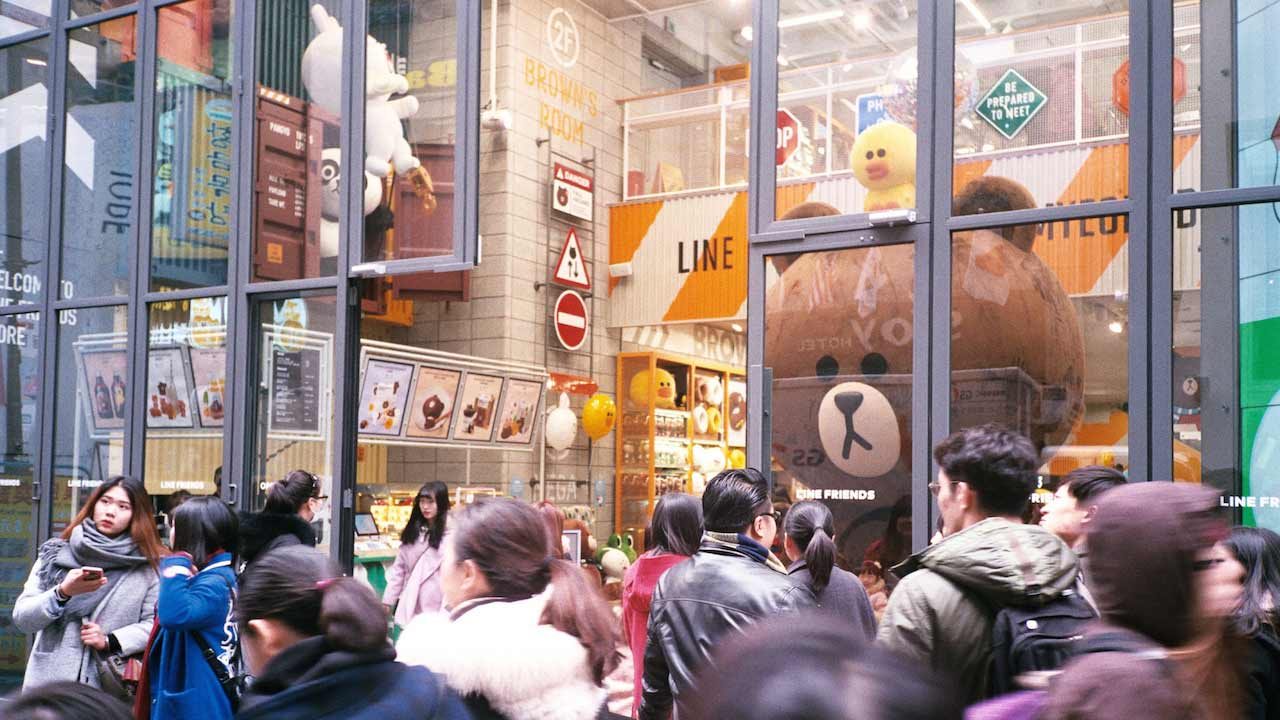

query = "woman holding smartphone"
[[13, 476, 164, 692]]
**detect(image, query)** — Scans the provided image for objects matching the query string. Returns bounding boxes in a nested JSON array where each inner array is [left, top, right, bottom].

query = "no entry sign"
[[554, 289, 589, 351]]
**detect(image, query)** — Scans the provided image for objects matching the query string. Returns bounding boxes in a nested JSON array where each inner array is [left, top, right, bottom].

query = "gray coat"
[[14, 555, 159, 690]]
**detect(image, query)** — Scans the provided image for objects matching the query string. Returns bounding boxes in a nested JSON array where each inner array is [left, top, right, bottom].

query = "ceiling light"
[[25, 58, 45, 66], [779, 9, 845, 29], [738, 25, 752, 43], [1108, 321, 1124, 334], [852, 9, 873, 31], [959, 0, 994, 34], [777, 54, 790, 66], [731, 323, 744, 333]]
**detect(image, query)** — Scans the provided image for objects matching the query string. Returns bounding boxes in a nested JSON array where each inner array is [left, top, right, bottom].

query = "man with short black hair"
[[877, 424, 1079, 704], [1040, 465, 1127, 551], [637, 468, 815, 720]]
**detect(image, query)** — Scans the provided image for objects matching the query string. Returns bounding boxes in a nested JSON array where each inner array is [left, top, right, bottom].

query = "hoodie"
[[876, 517, 1077, 703], [237, 511, 316, 568], [622, 551, 689, 715], [1043, 483, 1221, 720]]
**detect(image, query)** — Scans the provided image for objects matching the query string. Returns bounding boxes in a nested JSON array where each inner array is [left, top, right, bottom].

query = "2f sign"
[[547, 8, 580, 69]]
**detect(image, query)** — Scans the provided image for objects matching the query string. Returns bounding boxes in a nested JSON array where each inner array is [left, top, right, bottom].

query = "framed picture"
[[495, 378, 543, 445], [562, 529, 582, 565], [405, 365, 464, 440], [357, 359, 415, 436], [451, 372, 504, 442], [145, 347, 195, 429], [189, 347, 227, 429], [78, 349, 128, 434]]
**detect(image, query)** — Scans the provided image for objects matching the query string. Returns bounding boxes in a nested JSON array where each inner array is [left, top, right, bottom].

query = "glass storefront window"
[[1176, 1, 1280, 192], [361, 0, 458, 265], [60, 15, 137, 300], [0, 312, 41, 691], [248, 293, 335, 554], [0, 38, 50, 306], [949, 212, 1128, 512], [1184, 203, 1280, 532], [774, 1, 921, 220], [69, 1, 133, 21], [0, 4, 48, 39], [51, 305, 128, 533], [149, 0, 234, 291], [764, 244, 915, 589], [142, 297, 226, 501], [251, 0, 341, 282], [952, 2, 1130, 214]]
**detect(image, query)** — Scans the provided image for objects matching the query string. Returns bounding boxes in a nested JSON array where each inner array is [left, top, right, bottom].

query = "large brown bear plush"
[[765, 176, 1084, 567]]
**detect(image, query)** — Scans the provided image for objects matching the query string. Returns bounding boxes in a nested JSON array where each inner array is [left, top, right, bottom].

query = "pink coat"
[[621, 551, 689, 717], [383, 534, 446, 628]]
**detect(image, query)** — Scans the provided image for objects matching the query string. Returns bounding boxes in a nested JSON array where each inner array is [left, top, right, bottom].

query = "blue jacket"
[[236, 636, 472, 720], [148, 552, 238, 720]]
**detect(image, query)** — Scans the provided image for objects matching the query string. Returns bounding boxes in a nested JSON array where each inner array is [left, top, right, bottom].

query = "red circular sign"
[[776, 110, 800, 166], [554, 290, 588, 351]]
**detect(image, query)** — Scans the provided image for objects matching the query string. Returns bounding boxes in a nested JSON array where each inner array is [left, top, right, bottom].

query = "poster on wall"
[[727, 378, 747, 447], [451, 373, 504, 442], [357, 359, 414, 436], [269, 345, 322, 435], [189, 348, 226, 428], [496, 378, 543, 445], [79, 349, 128, 434], [405, 366, 464, 440], [145, 347, 194, 429]]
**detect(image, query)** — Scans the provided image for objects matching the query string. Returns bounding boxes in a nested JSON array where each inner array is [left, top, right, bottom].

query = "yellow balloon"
[[582, 393, 617, 441], [728, 448, 746, 469]]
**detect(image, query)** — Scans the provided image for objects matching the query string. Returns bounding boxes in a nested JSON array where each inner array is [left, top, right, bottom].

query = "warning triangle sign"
[[552, 228, 592, 291]]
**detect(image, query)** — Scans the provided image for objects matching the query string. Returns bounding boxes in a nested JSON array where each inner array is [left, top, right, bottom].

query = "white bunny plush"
[[301, 4, 420, 179]]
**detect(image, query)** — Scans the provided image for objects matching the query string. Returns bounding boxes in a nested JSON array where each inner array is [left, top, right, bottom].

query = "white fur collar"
[[397, 589, 605, 720]]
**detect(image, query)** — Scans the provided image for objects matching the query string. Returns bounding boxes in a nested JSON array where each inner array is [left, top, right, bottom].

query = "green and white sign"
[[975, 69, 1047, 140]]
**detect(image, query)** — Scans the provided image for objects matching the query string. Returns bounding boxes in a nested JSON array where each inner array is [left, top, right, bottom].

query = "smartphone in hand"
[[80, 567, 104, 582]]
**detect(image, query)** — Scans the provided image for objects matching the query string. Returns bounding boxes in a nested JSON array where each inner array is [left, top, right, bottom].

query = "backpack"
[[988, 589, 1096, 694]]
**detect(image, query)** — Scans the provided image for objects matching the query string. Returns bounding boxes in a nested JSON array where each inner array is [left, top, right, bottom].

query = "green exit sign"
[[975, 69, 1047, 140]]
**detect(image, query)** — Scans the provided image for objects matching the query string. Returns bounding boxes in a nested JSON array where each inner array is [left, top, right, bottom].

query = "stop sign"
[[776, 109, 800, 166]]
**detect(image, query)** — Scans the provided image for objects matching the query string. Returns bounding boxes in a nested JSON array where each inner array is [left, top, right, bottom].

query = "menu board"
[[405, 365, 463, 440], [451, 373, 504, 442], [145, 347, 194, 429], [79, 349, 128, 434], [495, 378, 542, 445], [357, 359, 414, 436], [190, 348, 227, 428], [269, 346, 322, 434]]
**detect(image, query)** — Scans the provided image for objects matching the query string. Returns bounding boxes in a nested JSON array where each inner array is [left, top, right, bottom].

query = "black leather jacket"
[[637, 540, 816, 719]]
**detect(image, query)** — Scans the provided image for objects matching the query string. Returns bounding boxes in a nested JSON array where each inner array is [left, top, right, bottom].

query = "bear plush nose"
[[834, 391, 873, 459]]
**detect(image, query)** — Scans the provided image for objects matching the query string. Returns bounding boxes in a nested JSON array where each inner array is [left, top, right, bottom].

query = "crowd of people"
[[5, 423, 1280, 720]]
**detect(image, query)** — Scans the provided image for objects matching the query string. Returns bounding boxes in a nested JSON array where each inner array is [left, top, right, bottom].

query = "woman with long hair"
[[234, 545, 470, 720], [14, 476, 163, 693], [383, 481, 452, 628], [784, 501, 876, 639], [1224, 526, 1280, 719], [397, 497, 621, 720], [140, 497, 239, 720], [238, 469, 322, 570], [622, 493, 702, 717]]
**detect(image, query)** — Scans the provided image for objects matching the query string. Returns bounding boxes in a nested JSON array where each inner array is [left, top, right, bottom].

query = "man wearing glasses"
[[637, 468, 815, 720], [877, 424, 1079, 704]]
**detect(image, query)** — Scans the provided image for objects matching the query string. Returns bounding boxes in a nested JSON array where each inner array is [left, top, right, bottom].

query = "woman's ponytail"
[[784, 500, 838, 595], [318, 576, 388, 653]]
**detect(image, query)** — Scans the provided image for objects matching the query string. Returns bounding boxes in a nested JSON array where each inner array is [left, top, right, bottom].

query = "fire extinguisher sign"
[[552, 163, 593, 222]]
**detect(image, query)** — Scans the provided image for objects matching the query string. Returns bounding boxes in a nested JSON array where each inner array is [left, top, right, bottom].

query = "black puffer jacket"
[[238, 511, 316, 568], [637, 537, 815, 719]]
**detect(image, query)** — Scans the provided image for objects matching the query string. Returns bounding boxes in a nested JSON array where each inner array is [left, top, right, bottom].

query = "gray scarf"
[[37, 520, 148, 625]]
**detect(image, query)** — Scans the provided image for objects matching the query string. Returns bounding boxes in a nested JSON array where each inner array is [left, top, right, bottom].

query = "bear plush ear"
[[953, 176, 1038, 252]]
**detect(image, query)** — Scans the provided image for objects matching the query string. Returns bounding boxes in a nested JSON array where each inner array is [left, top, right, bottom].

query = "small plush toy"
[[597, 544, 631, 602], [696, 376, 723, 407], [595, 533, 638, 564], [628, 368, 678, 410], [850, 121, 917, 212]]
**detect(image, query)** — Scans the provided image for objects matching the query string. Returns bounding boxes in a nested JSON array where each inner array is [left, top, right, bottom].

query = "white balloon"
[[545, 393, 578, 451]]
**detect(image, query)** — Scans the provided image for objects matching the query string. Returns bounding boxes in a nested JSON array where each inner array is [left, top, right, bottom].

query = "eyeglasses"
[[1193, 557, 1226, 572], [929, 480, 956, 496], [756, 510, 782, 525]]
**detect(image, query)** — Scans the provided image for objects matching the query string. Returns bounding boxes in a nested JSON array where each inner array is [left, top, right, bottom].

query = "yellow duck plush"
[[850, 121, 917, 212]]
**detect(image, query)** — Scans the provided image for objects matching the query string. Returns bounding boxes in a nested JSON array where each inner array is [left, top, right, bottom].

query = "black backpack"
[[988, 588, 1096, 694]]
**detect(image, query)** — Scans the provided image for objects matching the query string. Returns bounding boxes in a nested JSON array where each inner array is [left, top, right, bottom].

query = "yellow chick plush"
[[850, 121, 917, 212]]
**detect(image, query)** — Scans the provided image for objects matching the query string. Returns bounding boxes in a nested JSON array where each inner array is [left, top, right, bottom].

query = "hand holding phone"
[[80, 567, 103, 582], [60, 567, 108, 597]]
